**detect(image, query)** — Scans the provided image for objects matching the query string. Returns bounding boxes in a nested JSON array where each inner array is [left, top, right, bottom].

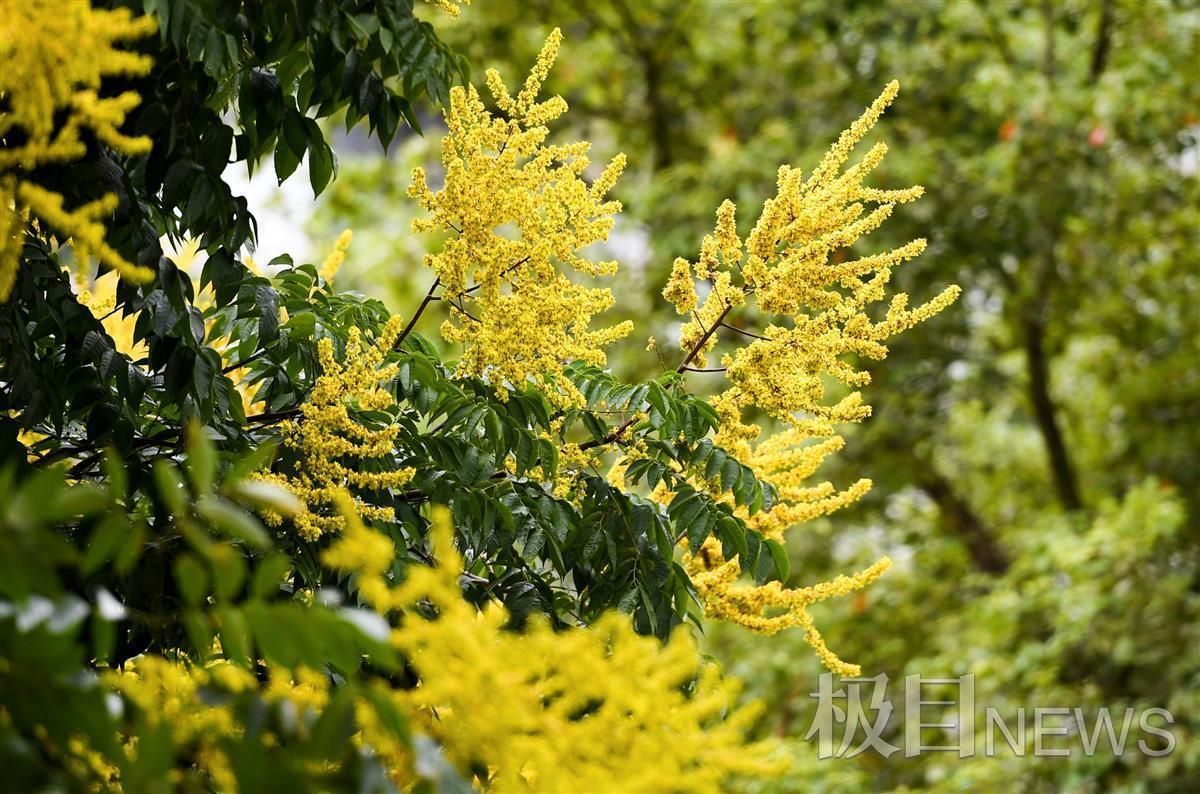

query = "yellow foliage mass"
[[0, 1, 157, 300], [257, 317, 415, 540], [103, 505, 784, 791], [408, 28, 632, 407]]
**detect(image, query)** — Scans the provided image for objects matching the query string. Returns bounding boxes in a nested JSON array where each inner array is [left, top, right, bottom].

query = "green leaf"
[[251, 554, 293, 600], [216, 605, 250, 665], [766, 538, 790, 583], [153, 461, 188, 515], [721, 457, 742, 493], [185, 422, 216, 494], [196, 496, 271, 550], [175, 554, 209, 607], [274, 133, 302, 183], [210, 544, 248, 601], [228, 479, 302, 517]]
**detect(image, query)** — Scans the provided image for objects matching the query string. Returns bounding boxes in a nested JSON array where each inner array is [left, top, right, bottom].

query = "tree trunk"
[[915, 465, 1010, 574], [1022, 316, 1084, 511]]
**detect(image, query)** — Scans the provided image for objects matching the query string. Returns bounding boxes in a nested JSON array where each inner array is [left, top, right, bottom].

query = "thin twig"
[[395, 277, 441, 347], [675, 304, 732, 375], [449, 297, 480, 323], [719, 320, 765, 340], [463, 255, 530, 295], [222, 349, 265, 374], [245, 409, 301, 425], [578, 304, 733, 452]]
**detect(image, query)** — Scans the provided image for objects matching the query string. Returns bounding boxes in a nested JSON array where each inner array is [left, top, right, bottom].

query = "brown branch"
[[914, 463, 1009, 575], [245, 409, 301, 425], [463, 255, 530, 295], [1088, 0, 1114, 84], [579, 304, 734, 452], [222, 349, 265, 374], [719, 320, 765, 341], [448, 297, 480, 323], [1021, 314, 1083, 511], [675, 305, 732, 375], [395, 277, 441, 348]]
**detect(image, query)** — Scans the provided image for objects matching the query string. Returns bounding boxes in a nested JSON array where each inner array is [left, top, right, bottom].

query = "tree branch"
[[463, 255, 530, 295], [395, 277, 441, 348], [676, 305, 731, 375], [222, 349, 265, 374], [245, 409, 301, 425], [914, 462, 1009, 574], [719, 320, 765, 340], [1021, 314, 1083, 511], [1088, 0, 1114, 84]]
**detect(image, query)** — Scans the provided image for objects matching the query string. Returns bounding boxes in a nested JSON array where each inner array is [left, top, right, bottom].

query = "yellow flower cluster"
[[107, 655, 254, 790], [321, 504, 785, 791], [319, 228, 354, 282], [424, 0, 469, 18], [726, 424, 874, 544], [656, 82, 959, 671], [90, 502, 783, 791], [409, 29, 632, 406], [107, 654, 388, 790], [0, 1, 157, 301], [257, 317, 415, 539], [685, 538, 891, 677]]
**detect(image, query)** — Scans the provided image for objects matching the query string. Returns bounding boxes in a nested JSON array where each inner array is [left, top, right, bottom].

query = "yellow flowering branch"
[[318, 500, 787, 790], [0, 2, 157, 300], [408, 28, 633, 407], [256, 317, 415, 540], [643, 81, 961, 673]]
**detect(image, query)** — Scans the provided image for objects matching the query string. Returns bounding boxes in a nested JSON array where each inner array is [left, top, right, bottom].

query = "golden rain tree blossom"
[[104, 504, 785, 792], [424, 0, 469, 18], [257, 317, 415, 540], [0, 1, 157, 300], [656, 81, 961, 676], [408, 28, 632, 407], [322, 503, 786, 792], [319, 228, 354, 282]]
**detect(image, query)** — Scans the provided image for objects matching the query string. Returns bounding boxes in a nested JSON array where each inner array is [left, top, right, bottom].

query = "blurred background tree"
[[309, 1, 1199, 790]]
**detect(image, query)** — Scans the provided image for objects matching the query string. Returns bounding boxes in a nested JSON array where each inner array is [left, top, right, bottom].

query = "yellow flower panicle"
[[108, 654, 351, 790], [424, 0, 469, 18], [94, 501, 784, 792], [107, 655, 251, 790], [656, 82, 959, 673], [0, 2, 157, 301], [320, 503, 786, 791], [409, 29, 632, 406], [663, 257, 698, 316], [319, 228, 354, 282], [257, 316, 415, 540], [685, 538, 891, 677]]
